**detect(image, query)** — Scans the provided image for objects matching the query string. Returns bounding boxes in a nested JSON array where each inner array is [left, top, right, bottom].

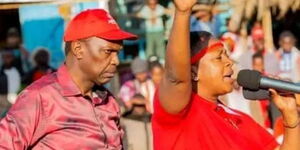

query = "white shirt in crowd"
[[3, 67, 21, 104]]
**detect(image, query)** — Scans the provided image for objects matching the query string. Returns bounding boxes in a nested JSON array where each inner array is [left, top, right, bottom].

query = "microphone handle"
[[260, 77, 300, 93]]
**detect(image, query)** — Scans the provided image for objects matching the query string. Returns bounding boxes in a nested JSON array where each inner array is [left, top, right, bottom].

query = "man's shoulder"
[[25, 72, 58, 93]]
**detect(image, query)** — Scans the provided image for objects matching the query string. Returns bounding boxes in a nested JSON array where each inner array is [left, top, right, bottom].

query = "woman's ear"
[[191, 65, 199, 82]]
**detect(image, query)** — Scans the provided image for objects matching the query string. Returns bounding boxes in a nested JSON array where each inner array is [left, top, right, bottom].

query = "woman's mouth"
[[224, 72, 234, 83]]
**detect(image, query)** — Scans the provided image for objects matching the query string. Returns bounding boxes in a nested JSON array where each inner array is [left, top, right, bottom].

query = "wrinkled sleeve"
[[0, 89, 42, 149]]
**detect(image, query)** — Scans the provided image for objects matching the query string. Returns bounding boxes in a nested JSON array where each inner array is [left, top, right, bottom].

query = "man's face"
[[252, 57, 264, 73], [6, 36, 20, 48], [280, 37, 295, 52], [253, 38, 264, 52], [76, 37, 122, 85]]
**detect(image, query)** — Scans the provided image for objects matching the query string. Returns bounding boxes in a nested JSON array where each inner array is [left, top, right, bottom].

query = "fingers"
[[269, 88, 278, 98], [295, 94, 300, 107]]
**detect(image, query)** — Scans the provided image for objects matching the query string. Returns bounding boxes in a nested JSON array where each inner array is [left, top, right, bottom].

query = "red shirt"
[[0, 65, 123, 149], [152, 92, 278, 150]]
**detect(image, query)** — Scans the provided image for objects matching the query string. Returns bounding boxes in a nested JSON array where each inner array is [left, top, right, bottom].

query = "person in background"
[[119, 57, 155, 113], [238, 22, 279, 75], [190, 5, 215, 34], [0, 50, 21, 104], [252, 52, 265, 73], [165, 1, 175, 39], [23, 48, 56, 85], [1, 27, 30, 75], [251, 52, 272, 128], [148, 62, 164, 113], [121, 94, 152, 150], [136, 0, 166, 60], [276, 31, 300, 82], [150, 62, 163, 87]]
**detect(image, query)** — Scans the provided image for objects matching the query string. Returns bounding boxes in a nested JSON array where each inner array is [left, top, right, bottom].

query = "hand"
[[173, 0, 197, 13], [270, 89, 299, 127]]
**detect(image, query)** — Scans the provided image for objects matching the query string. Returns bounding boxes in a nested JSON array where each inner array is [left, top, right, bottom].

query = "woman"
[[152, 0, 300, 150]]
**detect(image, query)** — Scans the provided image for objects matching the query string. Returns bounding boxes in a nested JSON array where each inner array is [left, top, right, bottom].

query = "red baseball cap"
[[64, 9, 137, 42]]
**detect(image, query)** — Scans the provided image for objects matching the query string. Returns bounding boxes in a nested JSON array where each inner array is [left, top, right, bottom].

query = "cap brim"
[[97, 29, 138, 41]]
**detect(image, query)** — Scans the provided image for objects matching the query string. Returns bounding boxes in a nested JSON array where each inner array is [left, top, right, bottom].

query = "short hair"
[[64, 42, 72, 56], [34, 48, 49, 62], [279, 31, 295, 41], [252, 51, 264, 61]]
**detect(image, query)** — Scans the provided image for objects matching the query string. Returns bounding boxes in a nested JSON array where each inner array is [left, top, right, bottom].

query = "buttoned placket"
[[86, 96, 109, 149]]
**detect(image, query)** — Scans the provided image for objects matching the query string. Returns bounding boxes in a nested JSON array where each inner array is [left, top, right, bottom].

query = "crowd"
[[110, 0, 228, 62], [0, 0, 300, 150], [0, 27, 55, 117]]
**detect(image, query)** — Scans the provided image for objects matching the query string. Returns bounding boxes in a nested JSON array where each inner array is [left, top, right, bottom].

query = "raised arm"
[[159, 0, 196, 114]]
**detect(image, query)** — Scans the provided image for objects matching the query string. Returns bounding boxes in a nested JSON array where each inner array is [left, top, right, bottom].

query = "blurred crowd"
[[0, 0, 300, 150]]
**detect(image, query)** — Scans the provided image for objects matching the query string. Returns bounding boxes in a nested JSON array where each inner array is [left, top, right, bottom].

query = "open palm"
[[173, 0, 197, 12]]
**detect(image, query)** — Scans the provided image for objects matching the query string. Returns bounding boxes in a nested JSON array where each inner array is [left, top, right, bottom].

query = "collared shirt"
[[0, 65, 123, 150], [152, 92, 278, 150]]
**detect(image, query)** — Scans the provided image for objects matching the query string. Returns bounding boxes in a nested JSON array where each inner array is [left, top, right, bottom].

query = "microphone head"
[[237, 70, 261, 90], [242, 88, 270, 100]]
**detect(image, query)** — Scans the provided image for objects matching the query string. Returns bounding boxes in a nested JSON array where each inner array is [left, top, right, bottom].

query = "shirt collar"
[[57, 64, 82, 97], [192, 92, 242, 127], [57, 64, 110, 105]]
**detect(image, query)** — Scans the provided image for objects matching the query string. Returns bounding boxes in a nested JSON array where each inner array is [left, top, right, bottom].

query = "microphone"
[[242, 88, 270, 100], [237, 70, 300, 99]]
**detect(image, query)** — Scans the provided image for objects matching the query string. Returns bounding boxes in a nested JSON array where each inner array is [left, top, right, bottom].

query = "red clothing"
[[152, 92, 278, 150], [0, 65, 123, 149], [274, 117, 284, 138], [259, 100, 271, 128]]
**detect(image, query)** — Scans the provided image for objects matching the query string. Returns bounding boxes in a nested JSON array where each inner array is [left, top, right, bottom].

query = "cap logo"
[[107, 14, 117, 24]]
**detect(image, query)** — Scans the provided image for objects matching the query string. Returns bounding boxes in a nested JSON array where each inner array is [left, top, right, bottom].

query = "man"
[[23, 48, 56, 85], [0, 50, 21, 117], [0, 9, 137, 149], [136, 0, 166, 60], [0, 50, 21, 102], [276, 31, 300, 82], [1, 27, 30, 75], [238, 23, 279, 75]]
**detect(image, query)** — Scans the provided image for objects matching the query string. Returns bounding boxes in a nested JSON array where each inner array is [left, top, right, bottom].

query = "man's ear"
[[71, 41, 83, 59]]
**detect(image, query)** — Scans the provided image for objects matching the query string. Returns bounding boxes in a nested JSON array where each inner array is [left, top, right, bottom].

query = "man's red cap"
[[64, 9, 137, 42]]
